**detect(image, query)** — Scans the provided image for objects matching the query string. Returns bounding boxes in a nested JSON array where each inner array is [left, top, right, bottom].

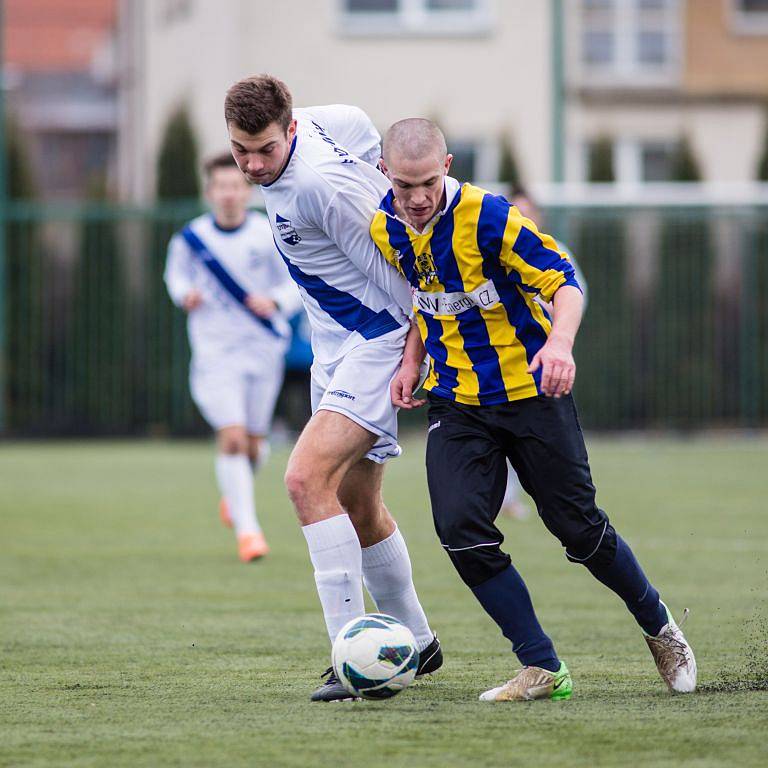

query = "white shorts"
[[190, 355, 285, 435], [311, 327, 407, 464]]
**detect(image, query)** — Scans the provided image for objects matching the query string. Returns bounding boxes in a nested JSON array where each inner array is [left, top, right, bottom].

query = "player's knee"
[[218, 429, 248, 455], [445, 546, 511, 589], [284, 462, 325, 517], [564, 521, 617, 568], [432, 507, 472, 548]]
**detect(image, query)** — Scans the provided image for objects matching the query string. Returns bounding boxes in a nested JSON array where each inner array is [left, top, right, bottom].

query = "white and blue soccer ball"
[[332, 613, 420, 700]]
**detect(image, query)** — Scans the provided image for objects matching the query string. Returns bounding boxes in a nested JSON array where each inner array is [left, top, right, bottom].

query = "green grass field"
[[1, 435, 767, 768]]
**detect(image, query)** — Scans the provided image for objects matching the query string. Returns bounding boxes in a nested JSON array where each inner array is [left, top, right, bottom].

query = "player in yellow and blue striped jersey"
[[373, 118, 697, 702]]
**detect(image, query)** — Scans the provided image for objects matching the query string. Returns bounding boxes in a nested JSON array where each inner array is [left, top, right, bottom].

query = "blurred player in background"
[[165, 153, 301, 562], [224, 75, 441, 701], [501, 184, 588, 520], [377, 119, 696, 702]]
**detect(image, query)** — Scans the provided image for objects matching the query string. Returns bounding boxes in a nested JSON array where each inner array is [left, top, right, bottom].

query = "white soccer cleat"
[[644, 602, 697, 693]]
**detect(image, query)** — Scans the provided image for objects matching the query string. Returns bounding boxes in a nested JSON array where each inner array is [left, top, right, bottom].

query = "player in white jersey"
[[165, 153, 301, 563], [224, 75, 441, 701]]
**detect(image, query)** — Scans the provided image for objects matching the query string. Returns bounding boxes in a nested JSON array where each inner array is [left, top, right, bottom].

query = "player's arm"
[[492, 203, 583, 397], [164, 234, 202, 311], [322, 187, 413, 314], [391, 319, 427, 409], [527, 285, 583, 398]]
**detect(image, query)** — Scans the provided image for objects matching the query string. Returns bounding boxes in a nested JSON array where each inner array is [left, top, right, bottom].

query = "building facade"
[[564, 0, 768, 185], [118, 0, 556, 201]]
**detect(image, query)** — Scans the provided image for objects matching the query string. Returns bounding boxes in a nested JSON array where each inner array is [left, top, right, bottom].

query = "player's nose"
[[247, 155, 264, 174]]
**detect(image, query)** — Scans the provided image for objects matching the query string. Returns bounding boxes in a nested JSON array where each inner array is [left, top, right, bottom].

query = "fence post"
[[0, 0, 7, 433]]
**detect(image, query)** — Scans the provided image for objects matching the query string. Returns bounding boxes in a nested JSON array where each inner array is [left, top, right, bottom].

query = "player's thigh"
[[425, 397, 508, 547], [505, 395, 607, 551], [190, 364, 247, 433], [286, 409, 378, 495]]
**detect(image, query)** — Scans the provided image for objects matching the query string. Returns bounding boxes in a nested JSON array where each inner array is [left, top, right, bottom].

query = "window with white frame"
[[640, 141, 677, 181], [730, 0, 768, 34], [578, 0, 681, 84], [582, 137, 680, 183], [340, 0, 491, 36]]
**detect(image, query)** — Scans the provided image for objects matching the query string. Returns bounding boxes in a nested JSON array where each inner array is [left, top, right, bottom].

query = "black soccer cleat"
[[310, 667, 360, 702], [416, 634, 443, 677]]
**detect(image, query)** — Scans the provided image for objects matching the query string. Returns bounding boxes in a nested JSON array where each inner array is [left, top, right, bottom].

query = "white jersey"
[[260, 104, 412, 365], [164, 211, 301, 367]]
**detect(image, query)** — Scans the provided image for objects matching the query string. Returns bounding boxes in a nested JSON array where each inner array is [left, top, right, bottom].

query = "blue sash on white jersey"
[[181, 226, 282, 338]]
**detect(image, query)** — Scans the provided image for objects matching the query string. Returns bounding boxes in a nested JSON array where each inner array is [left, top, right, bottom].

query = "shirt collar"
[[380, 176, 462, 235]]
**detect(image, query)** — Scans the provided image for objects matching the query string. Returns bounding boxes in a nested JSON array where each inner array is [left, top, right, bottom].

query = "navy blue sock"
[[584, 535, 667, 636], [471, 564, 560, 672]]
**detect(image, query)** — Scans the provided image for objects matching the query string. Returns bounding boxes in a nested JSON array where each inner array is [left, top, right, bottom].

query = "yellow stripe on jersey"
[[499, 209, 571, 303], [370, 182, 581, 405]]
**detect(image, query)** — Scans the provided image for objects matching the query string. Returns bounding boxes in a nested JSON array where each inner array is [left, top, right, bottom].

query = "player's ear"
[[379, 157, 389, 176], [287, 119, 297, 140], [444, 154, 453, 174]]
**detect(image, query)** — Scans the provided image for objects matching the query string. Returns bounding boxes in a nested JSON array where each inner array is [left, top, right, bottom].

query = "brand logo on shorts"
[[428, 420, 441, 433], [328, 389, 356, 401], [275, 213, 301, 246]]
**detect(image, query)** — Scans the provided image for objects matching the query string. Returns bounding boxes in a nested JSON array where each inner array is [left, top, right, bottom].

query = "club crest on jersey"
[[275, 213, 301, 246], [415, 250, 438, 285]]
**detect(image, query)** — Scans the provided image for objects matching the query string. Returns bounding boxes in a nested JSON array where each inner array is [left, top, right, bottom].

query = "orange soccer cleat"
[[219, 498, 233, 528], [238, 532, 270, 562]]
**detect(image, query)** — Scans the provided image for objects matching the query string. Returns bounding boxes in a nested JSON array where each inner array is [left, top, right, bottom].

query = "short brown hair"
[[224, 74, 293, 135], [203, 152, 239, 181]]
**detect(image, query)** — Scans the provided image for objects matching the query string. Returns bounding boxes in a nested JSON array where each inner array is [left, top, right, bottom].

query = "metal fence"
[[1, 200, 767, 435]]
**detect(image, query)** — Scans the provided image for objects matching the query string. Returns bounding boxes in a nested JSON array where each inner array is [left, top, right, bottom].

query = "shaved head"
[[383, 118, 447, 163], [380, 119, 453, 231]]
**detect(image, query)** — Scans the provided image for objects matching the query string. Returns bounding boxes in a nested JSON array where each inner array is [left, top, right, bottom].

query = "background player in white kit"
[[165, 153, 301, 563], [224, 75, 442, 701]]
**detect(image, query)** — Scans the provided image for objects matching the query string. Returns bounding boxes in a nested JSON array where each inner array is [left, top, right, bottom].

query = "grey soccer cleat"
[[644, 602, 697, 693]]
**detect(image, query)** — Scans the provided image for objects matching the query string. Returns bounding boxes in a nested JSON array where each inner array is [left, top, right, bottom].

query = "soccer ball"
[[332, 613, 420, 700]]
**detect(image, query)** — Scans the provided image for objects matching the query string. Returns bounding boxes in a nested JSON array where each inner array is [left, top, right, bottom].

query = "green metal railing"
[[1, 201, 767, 435]]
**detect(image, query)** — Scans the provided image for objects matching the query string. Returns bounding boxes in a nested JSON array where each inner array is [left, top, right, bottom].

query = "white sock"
[[302, 514, 365, 645], [250, 441, 271, 474], [362, 527, 434, 652], [215, 454, 260, 536], [503, 460, 521, 506]]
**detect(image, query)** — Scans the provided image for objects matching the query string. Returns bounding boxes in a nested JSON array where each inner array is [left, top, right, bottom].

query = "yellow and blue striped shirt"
[[370, 180, 581, 405]]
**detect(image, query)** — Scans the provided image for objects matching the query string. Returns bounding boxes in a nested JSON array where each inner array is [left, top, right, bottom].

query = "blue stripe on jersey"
[[476, 194, 548, 390], [512, 224, 578, 286], [181, 226, 281, 338], [380, 190, 397, 216], [421, 312, 459, 398], [274, 239, 401, 340], [383, 216, 419, 287], [432, 200, 506, 405]]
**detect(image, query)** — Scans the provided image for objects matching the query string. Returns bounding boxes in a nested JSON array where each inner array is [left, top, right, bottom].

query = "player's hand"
[[527, 332, 576, 398], [245, 295, 278, 317], [182, 289, 203, 312], [391, 363, 426, 409]]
